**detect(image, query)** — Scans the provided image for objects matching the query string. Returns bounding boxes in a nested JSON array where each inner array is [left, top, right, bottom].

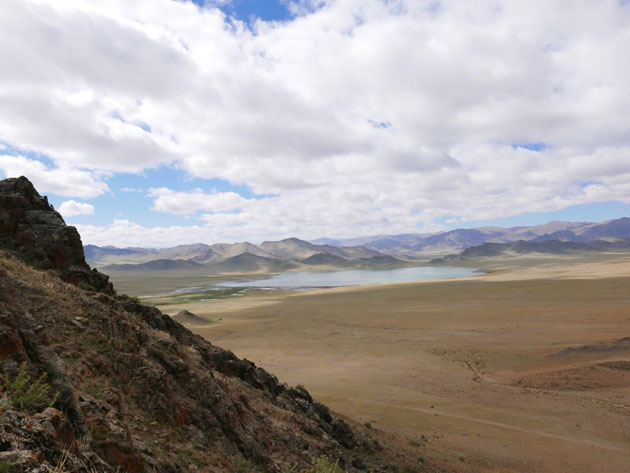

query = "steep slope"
[[0, 251, 360, 472], [576, 217, 630, 240], [0, 177, 435, 473]]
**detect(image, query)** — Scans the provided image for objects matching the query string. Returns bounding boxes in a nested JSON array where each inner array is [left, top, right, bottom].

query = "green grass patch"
[[0, 461, 15, 472], [145, 287, 252, 306], [1, 362, 59, 414]]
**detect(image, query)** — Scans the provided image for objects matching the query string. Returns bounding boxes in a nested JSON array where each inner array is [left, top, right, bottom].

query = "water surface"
[[217, 266, 479, 288]]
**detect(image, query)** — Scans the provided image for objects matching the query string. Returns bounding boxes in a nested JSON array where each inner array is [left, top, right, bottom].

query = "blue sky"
[[1, 0, 629, 247], [195, 0, 293, 22]]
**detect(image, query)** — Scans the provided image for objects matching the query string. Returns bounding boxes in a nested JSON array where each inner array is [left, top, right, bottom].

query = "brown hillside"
[[0, 177, 441, 473]]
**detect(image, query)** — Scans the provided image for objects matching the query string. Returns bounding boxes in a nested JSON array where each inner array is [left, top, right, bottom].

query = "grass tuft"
[[1, 362, 59, 414]]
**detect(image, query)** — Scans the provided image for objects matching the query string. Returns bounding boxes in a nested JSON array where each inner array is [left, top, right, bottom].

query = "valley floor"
[[131, 254, 630, 472]]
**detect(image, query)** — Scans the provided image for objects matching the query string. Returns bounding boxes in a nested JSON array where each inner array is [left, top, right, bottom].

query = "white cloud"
[[2, 0, 630, 243], [76, 219, 214, 248], [59, 200, 95, 217], [0, 154, 109, 198], [148, 187, 253, 214]]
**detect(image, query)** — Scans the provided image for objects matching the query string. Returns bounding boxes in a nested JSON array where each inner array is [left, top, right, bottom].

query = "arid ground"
[[119, 253, 630, 472]]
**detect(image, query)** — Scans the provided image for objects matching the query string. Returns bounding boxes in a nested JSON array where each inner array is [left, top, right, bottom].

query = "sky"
[[1, 0, 630, 247]]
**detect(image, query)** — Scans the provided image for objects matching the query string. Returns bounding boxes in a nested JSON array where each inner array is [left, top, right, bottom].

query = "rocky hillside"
[[0, 177, 438, 472]]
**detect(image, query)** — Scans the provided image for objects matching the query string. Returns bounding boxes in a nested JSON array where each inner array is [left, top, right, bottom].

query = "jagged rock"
[[331, 418, 356, 449], [0, 176, 113, 295], [351, 455, 367, 470], [0, 408, 98, 472], [311, 401, 333, 424], [0, 312, 27, 364]]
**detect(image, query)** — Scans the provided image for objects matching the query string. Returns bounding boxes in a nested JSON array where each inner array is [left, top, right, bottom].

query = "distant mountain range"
[[86, 217, 630, 273], [312, 217, 630, 255], [88, 237, 405, 273], [434, 238, 630, 263]]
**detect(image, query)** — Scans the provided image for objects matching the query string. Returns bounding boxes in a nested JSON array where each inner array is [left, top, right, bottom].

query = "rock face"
[[0, 176, 113, 295]]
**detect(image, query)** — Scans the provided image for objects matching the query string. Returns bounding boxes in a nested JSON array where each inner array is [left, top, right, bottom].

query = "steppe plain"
[[115, 253, 630, 472]]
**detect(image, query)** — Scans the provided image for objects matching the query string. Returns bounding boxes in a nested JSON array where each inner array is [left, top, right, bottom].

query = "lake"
[[217, 266, 479, 289]]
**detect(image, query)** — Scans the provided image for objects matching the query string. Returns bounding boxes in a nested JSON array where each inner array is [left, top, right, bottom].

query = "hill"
[[0, 177, 438, 473], [212, 252, 299, 273], [300, 252, 352, 266], [172, 309, 212, 325]]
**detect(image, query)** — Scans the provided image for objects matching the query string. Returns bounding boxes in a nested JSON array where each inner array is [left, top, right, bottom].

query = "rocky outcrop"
[[0, 176, 113, 295]]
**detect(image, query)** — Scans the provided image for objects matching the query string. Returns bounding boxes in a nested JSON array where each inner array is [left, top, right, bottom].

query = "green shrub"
[[309, 456, 343, 473], [0, 461, 15, 472], [77, 281, 96, 292], [1, 362, 59, 414], [119, 293, 141, 304]]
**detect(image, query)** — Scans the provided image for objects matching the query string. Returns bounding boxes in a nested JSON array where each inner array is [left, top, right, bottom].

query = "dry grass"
[[157, 253, 630, 473]]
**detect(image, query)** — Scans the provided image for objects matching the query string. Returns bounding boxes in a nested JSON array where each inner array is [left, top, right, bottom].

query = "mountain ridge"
[[86, 218, 630, 269], [86, 238, 381, 268], [312, 218, 630, 255], [433, 237, 630, 262]]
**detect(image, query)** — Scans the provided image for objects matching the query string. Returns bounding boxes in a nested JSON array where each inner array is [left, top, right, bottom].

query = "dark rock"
[[351, 455, 367, 470], [0, 312, 27, 363], [311, 401, 333, 424], [286, 385, 313, 403], [0, 176, 113, 295], [331, 418, 356, 449]]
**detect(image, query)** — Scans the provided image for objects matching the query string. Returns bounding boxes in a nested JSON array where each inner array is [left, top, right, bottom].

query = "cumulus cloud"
[[76, 220, 215, 248], [2, 0, 630, 243], [148, 187, 254, 215], [58, 200, 95, 217], [0, 154, 109, 198]]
